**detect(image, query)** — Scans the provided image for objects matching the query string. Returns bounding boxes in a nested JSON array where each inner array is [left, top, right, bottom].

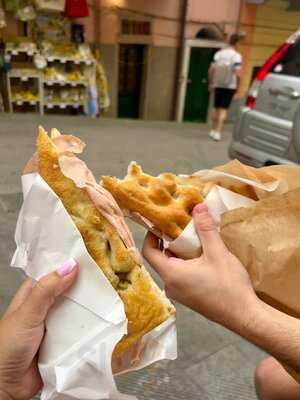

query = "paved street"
[[0, 114, 265, 400]]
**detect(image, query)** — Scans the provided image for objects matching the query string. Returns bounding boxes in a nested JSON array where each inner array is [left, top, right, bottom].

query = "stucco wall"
[[98, 43, 118, 118], [145, 46, 178, 120], [188, 0, 240, 25], [93, 0, 241, 47]]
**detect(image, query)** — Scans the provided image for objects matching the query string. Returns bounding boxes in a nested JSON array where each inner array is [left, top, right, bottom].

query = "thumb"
[[193, 204, 227, 260], [19, 258, 78, 328]]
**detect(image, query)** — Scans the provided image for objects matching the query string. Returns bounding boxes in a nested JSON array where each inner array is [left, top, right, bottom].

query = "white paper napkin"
[[11, 173, 177, 400]]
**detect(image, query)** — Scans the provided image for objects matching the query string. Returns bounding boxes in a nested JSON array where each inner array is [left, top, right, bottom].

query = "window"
[[286, 0, 300, 11], [271, 41, 300, 77], [121, 19, 150, 36]]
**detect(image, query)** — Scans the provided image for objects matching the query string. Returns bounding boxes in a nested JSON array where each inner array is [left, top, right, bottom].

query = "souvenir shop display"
[[0, 3, 109, 116]]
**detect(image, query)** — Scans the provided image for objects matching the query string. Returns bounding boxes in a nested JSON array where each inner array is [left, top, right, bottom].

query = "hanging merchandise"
[[35, 0, 65, 12], [71, 23, 84, 44], [95, 50, 110, 111], [33, 53, 47, 69], [16, 5, 36, 21], [0, 3, 6, 28], [86, 69, 98, 117], [64, 0, 89, 18], [31, 13, 70, 43], [3, 53, 11, 71], [4, 0, 19, 11]]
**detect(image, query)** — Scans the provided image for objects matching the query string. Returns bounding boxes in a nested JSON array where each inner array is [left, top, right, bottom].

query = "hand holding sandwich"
[[143, 203, 256, 332], [0, 259, 78, 400], [143, 204, 300, 375]]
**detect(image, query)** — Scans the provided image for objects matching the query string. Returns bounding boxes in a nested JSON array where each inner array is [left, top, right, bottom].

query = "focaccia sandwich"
[[31, 127, 174, 357]]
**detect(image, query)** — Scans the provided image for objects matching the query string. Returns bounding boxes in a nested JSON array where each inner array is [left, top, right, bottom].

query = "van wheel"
[[264, 161, 278, 166]]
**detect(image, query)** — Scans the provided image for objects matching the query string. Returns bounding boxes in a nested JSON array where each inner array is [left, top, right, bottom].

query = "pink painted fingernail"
[[57, 258, 77, 277], [193, 203, 208, 214]]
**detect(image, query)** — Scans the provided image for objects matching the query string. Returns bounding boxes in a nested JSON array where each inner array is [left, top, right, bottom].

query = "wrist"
[[0, 389, 13, 400], [225, 291, 262, 337]]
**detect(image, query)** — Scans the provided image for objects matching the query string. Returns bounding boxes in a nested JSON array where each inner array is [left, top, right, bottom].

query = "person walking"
[[208, 34, 242, 141]]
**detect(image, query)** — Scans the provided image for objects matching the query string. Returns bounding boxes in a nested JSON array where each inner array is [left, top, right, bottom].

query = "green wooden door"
[[184, 47, 217, 123], [118, 44, 144, 119]]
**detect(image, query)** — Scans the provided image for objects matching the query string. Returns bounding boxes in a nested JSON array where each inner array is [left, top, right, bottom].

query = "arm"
[[208, 65, 214, 92], [143, 204, 300, 373], [242, 301, 300, 372], [233, 53, 242, 96], [208, 51, 218, 92]]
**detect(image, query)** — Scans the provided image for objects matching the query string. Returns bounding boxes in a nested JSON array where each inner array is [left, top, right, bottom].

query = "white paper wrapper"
[[165, 169, 283, 259], [165, 185, 256, 259], [11, 173, 177, 400], [164, 168, 284, 258], [189, 169, 282, 195]]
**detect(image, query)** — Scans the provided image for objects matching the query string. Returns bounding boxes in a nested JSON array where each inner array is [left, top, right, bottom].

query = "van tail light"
[[245, 42, 292, 109]]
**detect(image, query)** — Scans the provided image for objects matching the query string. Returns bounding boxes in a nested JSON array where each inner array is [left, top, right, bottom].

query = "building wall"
[[95, 0, 241, 121], [0, 13, 20, 40], [98, 44, 118, 118], [1, 0, 241, 121], [145, 46, 178, 120], [239, 0, 300, 95]]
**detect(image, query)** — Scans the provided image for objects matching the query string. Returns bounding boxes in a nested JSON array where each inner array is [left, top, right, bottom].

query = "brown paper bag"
[[220, 187, 300, 382], [214, 160, 300, 200], [221, 187, 300, 317]]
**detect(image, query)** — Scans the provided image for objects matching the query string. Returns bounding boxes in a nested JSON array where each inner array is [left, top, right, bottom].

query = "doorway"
[[118, 44, 145, 118], [183, 47, 217, 122], [176, 39, 225, 123]]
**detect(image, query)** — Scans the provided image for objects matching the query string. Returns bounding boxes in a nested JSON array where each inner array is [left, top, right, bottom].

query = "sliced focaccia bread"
[[102, 162, 213, 240], [36, 127, 174, 357]]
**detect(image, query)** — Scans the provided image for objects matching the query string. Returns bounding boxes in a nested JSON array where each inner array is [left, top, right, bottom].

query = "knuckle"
[[141, 245, 148, 260], [164, 272, 179, 290], [165, 286, 175, 300], [35, 279, 56, 305], [195, 213, 216, 232]]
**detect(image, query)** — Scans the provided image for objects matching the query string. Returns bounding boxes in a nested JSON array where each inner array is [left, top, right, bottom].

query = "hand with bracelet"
[[143, 204, 300, 400], [0, 259, 78, 400]]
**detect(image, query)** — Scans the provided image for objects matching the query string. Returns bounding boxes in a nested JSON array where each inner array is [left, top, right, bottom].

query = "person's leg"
[[215, 108, 227, 134], [255, 357, 300, 400], [209, 89, 222, 140], [211, 108, 218, 131]]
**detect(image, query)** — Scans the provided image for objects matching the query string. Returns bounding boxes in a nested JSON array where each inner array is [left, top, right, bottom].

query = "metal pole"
[[172, 0, 188, 121]]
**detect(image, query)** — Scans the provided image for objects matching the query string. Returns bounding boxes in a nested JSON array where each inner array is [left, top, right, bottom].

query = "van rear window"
[[271, 41, 300, 77]]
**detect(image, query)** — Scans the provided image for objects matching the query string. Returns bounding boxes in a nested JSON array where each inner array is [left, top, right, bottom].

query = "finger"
[[142, 232, 181, 281], [193, 204, 227, 259], [3, 278, 33, 317], [19, 258, 79, 328]]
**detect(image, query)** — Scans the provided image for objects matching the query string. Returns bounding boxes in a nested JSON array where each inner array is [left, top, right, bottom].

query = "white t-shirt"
[[212, 47, 242, 89]]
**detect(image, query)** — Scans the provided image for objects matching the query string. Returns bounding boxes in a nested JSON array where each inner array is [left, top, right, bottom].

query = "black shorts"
[[214, 88, 236, 109]]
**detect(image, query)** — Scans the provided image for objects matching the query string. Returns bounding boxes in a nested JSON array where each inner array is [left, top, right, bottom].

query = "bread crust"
[[102, 163, 207, 239], [36, 128, 174, 357]]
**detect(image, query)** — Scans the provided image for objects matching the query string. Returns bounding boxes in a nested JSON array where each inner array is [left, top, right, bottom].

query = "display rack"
[[6, 69, 43, 115], [5, 42, 43, 114], [5, 41, 96, 115], [41, 42, 95, 114]]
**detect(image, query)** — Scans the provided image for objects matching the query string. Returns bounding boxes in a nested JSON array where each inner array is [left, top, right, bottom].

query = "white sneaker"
[[209, 130, 221, 141]]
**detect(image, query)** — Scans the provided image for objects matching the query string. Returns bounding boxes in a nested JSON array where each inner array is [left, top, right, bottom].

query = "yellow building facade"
[[239, 0, 300, 95]]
